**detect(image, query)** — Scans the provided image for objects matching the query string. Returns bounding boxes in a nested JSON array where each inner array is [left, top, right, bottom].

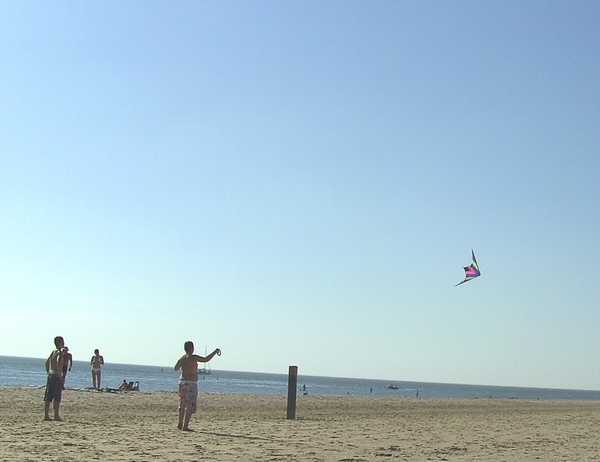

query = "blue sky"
[[1, 1, 599, 390]]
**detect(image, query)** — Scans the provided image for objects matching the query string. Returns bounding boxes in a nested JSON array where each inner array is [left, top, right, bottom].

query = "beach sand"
[[1, 387, 599, 461]]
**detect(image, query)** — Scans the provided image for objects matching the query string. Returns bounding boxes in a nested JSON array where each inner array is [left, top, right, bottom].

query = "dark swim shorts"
[[44, 374, 63, 403]]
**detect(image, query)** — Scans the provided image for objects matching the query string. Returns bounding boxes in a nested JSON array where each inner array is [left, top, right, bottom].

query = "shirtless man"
[[90, 349, 104, 390], [61, 347, 73, 389], [174, 341, 221, 430], [44, 336, 65, 421]]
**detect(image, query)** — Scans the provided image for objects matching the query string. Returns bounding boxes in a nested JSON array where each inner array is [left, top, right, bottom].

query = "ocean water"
[[1, 355, 599, 400]]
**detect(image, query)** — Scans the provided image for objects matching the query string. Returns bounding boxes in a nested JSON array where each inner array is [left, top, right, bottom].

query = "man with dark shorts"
[[44, 336, 65, 421]]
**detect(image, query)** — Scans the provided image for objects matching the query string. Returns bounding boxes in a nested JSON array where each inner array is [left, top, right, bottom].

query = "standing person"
[[61, 347, 73, 389], [90, 349, 104, 390], [174, 341, 221, 431], [44, 336, 65, 421]]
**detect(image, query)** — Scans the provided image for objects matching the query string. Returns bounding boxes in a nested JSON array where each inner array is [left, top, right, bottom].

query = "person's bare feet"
[[54, 416, 63, 421], [44, 416, 52, 421]]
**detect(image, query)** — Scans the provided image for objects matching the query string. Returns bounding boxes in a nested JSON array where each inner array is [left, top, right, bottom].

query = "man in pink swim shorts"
[[178, 381, 198, 414], [174, 341, 221, 431]]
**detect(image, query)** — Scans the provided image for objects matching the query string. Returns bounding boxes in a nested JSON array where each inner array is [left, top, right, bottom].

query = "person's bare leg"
[[44, 402, 52, 421], [92, 371, 101, 390], [53, 401, 62, 421], [182, 411, 192, 431], [97, 372, 101, 390], [178, 408, 185, 429]]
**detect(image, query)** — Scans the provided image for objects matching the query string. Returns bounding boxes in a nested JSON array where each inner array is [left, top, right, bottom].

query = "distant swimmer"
[[90, 349, 104, 391]]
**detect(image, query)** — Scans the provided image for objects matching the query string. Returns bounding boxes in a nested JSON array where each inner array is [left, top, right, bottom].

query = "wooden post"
[[286, 365, 298, 420]]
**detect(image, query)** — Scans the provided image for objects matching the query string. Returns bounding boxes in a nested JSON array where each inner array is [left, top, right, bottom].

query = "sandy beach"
[[1, 387, 599, 461]]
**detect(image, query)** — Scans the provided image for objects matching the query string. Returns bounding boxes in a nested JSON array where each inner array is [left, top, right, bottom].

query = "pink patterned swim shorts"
[[178, 381, 198, 414]]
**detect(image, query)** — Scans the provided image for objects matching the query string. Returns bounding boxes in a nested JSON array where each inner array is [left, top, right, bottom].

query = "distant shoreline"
[[2, 355, 599, 399], [3, 385, 600, 403]]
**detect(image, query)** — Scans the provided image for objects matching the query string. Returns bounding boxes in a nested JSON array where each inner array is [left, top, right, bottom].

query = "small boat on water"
[[198, 346, 211, 375], [387, 384, 398, 390]]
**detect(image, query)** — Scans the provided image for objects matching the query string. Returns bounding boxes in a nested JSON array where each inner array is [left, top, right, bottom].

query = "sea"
[[2, 355, 599, 400]]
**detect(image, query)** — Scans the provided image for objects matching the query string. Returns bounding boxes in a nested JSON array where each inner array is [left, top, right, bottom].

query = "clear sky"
[[1, 1, 599, 390]]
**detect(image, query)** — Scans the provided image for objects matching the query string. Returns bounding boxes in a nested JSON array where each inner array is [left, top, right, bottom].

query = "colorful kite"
[[455, 250, 481, 286]]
